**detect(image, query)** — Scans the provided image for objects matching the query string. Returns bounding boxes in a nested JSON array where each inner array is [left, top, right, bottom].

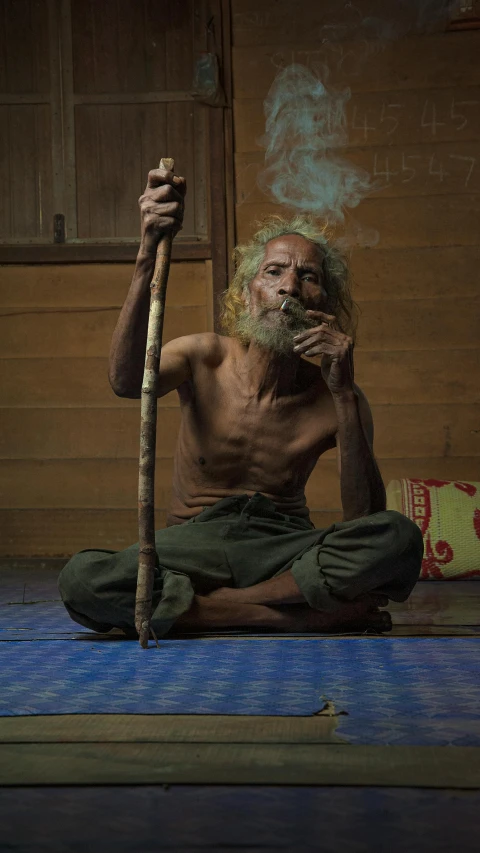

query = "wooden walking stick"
[[135, 157, 175, 648]]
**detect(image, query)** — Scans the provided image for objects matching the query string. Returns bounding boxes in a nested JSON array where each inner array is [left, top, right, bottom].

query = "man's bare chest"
[[179, 368, 337, 467]]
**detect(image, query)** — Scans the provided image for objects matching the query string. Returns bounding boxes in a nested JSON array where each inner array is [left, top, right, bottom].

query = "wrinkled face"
[[235, 234, 329, 354]]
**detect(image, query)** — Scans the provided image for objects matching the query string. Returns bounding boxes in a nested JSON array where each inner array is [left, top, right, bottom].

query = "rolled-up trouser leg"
[[290, 510, 424, 612], [58, 545, 182, 636], [58, 518, 231, 636]]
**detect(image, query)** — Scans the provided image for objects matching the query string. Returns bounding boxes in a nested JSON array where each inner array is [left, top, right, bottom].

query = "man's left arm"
[[293, 310, 386, 522], [334, 386, 386, 521]]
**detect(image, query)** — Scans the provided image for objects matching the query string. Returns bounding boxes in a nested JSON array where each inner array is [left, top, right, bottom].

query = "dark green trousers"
[[58, 493, 423, 636]]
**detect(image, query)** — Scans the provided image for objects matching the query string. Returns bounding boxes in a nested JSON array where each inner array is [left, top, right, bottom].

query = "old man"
[[59, 167, 423, 635]]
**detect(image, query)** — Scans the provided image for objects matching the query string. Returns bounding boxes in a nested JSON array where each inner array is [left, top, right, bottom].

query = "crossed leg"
[[176, 569, 392, 633]]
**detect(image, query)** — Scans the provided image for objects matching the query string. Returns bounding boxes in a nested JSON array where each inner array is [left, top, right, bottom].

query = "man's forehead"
[[262, 234, 324, 266]]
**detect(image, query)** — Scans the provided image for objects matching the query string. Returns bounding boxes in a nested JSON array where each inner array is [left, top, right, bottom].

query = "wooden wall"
[[0, 260, 212, 556], [231, 0, 480, 525], [2, 1, 479, 556]]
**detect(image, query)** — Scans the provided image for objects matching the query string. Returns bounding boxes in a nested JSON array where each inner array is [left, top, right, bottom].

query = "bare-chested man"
[[59, 167, 423, 636]]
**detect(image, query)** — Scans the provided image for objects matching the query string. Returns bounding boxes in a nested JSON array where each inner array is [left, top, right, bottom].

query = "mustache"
[[260, 300, 316, 325]]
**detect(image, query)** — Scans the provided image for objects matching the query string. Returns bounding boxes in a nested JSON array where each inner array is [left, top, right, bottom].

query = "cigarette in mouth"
[[280, 299, 290, 312]]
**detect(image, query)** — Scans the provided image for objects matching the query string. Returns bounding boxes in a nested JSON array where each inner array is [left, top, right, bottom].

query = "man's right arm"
[[108, 166, 187, 398]]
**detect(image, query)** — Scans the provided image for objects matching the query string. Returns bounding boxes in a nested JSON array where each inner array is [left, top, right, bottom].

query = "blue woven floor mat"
[[1, 635, 480, 744], [0, 602, 90, 635]]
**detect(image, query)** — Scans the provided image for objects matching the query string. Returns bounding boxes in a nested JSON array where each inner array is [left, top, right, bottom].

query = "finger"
[[142, 201, 184, 221], [303, 346, 337, 357], [293, 336, 338, 355], [306, 309, 336, 323], [143, 184, 185, 206], [147, 170, 187, 196], [294, 323, 343, 342], [147, 167, 175, 188]]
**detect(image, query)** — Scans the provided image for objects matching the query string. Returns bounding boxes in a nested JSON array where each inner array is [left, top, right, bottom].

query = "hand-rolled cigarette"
[[280, 298, 291, 312]]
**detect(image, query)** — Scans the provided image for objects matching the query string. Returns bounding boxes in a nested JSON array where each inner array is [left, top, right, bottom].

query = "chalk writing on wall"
[[236, 147, 478, 205], [372, 152, 476, 187], [349, 98, 479, 140]]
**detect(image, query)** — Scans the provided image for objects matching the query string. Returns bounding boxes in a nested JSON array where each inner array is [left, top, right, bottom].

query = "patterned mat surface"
[[1, 624, 479, 744]]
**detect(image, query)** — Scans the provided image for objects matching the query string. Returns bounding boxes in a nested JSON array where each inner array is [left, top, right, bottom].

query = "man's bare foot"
[[175, 594, 391, 633], [281, 599, 392, 633]]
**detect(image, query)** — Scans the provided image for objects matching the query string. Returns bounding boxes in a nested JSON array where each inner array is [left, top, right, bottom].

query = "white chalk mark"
[[380, 103, 403, 136], [428, 153, 449, 182], [401, 153, 421, 183], [352, 106, 375, 140], [449, 154, 476, 186], [450, 98, 479, 132], [373, 152, 398, 187], [421, 100, 445, 137]]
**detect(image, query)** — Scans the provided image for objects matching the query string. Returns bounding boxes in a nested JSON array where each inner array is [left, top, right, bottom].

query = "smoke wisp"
[[257, 2, 459, 245], [259, 64, 372, 225]]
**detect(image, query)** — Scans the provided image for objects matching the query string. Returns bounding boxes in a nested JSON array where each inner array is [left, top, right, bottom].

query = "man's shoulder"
[[179, 332, 231, 366]]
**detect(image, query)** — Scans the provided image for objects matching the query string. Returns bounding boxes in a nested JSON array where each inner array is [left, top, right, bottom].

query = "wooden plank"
[[370, 405, 480, 459], [115, 0, 147, 93], [232, 33, 480, 100], [0, 106, 53, 241], [1, 509, 164, 555], [233, 88, 480, 153], [209, 106, 230, 330], [0, 714, 339, 744], [1, 349, 478, 409], [60, 0, 77, 240], [0, 242, 212, 263], [354, 350, 480, 405], [235, 196, 480, 247], [355, 298, 480, 352], [8, 106, 38, 239], [0, 458, 174, 509], [377, 457, 480, 484], [0, 304, 207, 358], [0, 407, 182, 459], [71, 0, 120, 94], [0, 508, 167, 556], [75, 104, 116, 239], [72, 91, 196, 105], [1, 743, 478, 787], [71, 0, 194, 95], [0, 358, 179, 408], [144, 0, 167, 91], [75, 101, 199, 240], [0, 261, 207, 307], [165, 0, 194, 91], [389, 582, 480, 627], [0, 107, 11, 239], [350, 246, 480, 301], [1, 0, 50, 93], [235, 141, 480, 205], [34, 104, 55, 240], [231, 0, 456, 48]]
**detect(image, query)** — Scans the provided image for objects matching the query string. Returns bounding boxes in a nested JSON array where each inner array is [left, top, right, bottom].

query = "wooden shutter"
[[0, 0, 213, 261]]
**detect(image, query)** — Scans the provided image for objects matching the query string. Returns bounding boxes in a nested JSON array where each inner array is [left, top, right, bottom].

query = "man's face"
[[235, 234, 329, 355]]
